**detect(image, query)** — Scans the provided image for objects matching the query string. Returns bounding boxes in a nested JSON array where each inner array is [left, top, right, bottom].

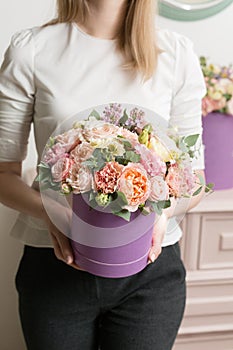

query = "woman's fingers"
[[148, 212, 168, 263], [50, 229, 73, 264], [148, 243, 162, 263], [50, 228, 84, 271]]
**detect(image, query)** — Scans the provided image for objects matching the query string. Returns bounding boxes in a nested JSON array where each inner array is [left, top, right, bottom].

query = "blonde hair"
[[44, 0, 161, 81]]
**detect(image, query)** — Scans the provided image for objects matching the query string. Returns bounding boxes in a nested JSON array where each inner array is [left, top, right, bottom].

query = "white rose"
[[149, 176, 169, 202]]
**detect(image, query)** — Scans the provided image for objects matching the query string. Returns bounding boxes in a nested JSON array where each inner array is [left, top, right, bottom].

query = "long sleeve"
[[169, 34, 207, 170], [0, 28, 35, 162]]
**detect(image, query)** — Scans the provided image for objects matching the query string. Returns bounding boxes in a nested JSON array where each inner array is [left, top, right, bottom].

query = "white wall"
[[0, 1, 55, 349], [157, 4, 233, 65], [0, 1, 233, 349]]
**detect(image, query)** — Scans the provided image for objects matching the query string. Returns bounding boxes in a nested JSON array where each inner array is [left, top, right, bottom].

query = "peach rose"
[[83, 123, 120, 142], [118, 163, 150, 211], [70, 142, 93, 164], [51, 157, 74, 182], [56, 128, 83, 152]]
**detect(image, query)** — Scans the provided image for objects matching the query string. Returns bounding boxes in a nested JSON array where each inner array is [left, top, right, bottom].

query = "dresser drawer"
[[199, 213, 233, 270]]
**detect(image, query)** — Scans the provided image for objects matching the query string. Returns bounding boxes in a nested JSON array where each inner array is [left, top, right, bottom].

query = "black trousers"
[[15, 242, 186, 350]]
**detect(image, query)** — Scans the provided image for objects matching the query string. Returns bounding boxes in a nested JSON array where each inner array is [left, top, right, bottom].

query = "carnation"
[[94, 162, 123, 194], [134, 143, 166, 176]]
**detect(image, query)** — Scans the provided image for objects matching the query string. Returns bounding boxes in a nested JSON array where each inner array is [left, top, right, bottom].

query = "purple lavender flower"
[[102, 103, 123, 125], [129, 107, 146, 129]]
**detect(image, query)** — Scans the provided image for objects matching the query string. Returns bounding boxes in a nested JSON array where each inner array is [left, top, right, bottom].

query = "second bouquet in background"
[[38, 103, 210, 277]]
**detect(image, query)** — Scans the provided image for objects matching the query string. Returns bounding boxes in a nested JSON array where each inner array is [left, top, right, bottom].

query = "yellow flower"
[[148, 137, 173, 162], [138, 129, 149, 147], [208, 90, 223, 101], [227, 84, 233, 95]]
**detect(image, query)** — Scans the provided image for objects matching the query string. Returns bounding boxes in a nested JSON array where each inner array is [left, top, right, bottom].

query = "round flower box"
[[70, 194, 155, 278], [202, 112, 233, 190]]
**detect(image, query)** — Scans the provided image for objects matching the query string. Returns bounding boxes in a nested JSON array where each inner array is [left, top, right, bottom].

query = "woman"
[[0, 0, 207, 349]]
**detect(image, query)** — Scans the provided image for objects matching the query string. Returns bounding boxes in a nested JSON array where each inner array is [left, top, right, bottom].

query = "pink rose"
[[118, 127, 139, 146], [149, 176, 169, 202], [182, 162, 196, 195], [118, 163, 150, 211], [202, 96, 227, 116], [94, 161, 124, 194], [43, 143, 67, 166], [134, 143, 166, 176], [70, 142, 93, 165], [166, 163, 195, 197], [202, 97, 215, 116], [66, 164, 93, 194], [51, 157, 74, 182], [165, 164, 182, 197], [56, 128, 82, 152]]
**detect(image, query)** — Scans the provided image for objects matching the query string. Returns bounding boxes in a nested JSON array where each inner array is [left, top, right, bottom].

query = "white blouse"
[[0, 22, 207, 247]]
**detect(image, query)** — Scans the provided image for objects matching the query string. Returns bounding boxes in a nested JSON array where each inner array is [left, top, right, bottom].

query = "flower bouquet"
[[38, 103, 209, 277], [200, 57, 233, 190], [200, 56, 233, 116]]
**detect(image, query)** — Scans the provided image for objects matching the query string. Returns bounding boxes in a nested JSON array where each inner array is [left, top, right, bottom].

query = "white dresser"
[[174, 189, 233, 350]]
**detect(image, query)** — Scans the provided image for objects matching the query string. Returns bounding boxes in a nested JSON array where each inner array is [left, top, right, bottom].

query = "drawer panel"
[[174, 332, 233, 350], [199, 214, 233, 270]]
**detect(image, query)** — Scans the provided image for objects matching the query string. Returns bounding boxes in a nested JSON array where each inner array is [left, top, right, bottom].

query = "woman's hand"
[[148, 197, 178, 263], [42, 209, 85, 271], [148, 212, 169, 263]]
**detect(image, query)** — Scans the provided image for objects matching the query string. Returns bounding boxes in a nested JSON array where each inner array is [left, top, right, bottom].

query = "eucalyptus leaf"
[[38, 162, 50, 170], [112, 209, 131, 221], [192, 186, 203, 196], [118, 109, 128, 126], [125, 151, 140, 163], [157, 199, 171, 210], [197, 173, 205, 186], [116, 191, 128, 206], [141, 207, 151, 216], [184, 134, 199, 147], [205, 182, 214, 192], [89, 109, 101, 120], [149, 201, 162, 215]]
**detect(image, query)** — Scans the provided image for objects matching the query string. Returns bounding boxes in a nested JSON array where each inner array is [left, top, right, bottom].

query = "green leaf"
[[116, 136, 132, 150], [178, 137, 188, 152], [192, 186, 203, 196], [157, 199, 171, 210], [205, 182, 214, 192], [149, 201, 162, 215], [125, 151, 140, 163], [38, 162, 50, 170], [118, 109, 128, 126], [89, 109, 101, 120], [107, 191, 128, 212], [116, 191, 128, 206], [47, 137, 56, 148], [88, 191, 95, 201], [112, 209, 131, 221], [141, 207, 151, 216], [197, 173, 205, 186], [184, 134, 199, 147]]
